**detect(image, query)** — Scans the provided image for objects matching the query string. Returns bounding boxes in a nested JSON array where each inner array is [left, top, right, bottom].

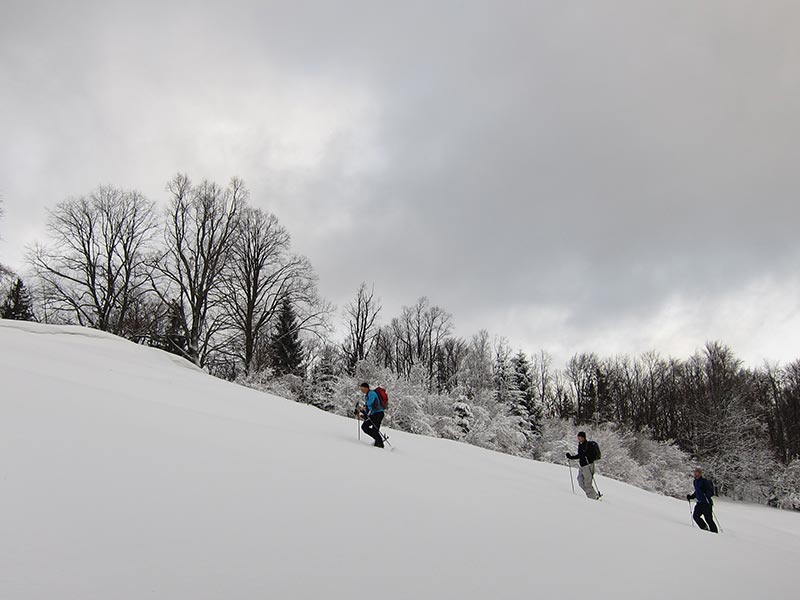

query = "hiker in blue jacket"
[[687, 467, 718, 533], [358, 382, 385, 448]]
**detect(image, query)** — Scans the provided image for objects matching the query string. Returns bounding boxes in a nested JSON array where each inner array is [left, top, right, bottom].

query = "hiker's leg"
[[361, 419, 379, 443], [693, 503, 708, 530], [704, 503, 718, 533], [371, 412, 384, 433], [580, 465, 598, 499], [370, 412, 384, 446]]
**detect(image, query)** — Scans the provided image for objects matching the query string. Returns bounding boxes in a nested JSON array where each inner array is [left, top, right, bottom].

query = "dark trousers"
[[693, 501, 718, 533], [361, 412, 384, 446]]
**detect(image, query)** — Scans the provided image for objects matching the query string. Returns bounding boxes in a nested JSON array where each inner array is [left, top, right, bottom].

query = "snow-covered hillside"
[[1, 321, 797, 599]]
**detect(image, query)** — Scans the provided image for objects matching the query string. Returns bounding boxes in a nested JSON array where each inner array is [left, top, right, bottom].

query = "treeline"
[[1, 185, 798, 510], [252, 285, 800, 510]]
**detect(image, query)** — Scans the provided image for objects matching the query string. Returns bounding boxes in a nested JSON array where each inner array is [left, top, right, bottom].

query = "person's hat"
[[577, 431, 587, 439]]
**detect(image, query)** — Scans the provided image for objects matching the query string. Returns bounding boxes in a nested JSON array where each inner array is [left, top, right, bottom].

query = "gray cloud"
[[2, 0, 799, 365]]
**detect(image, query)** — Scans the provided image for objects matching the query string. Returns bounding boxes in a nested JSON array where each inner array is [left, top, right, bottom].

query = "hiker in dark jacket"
[[687, 467, 718, 533], [357, 383, 384, 448], [566, 431, 599, 499]]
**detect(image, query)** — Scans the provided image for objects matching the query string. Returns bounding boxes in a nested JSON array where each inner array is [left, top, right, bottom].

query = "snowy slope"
[[1, 321, 797, 600]]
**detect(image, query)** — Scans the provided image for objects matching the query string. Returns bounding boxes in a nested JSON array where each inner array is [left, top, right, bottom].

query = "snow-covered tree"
[[461, 330, 493, 399], [773, 459, 800, 510], [308, 344, 341, 411], [492, 338, 514, 405], [436, 337, 468, 393], [342, 283, 381, 375], [510, 350, 542, 432]]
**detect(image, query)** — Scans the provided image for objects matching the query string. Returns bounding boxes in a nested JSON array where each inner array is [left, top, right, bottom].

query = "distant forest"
[[1, 181, 798, 510]]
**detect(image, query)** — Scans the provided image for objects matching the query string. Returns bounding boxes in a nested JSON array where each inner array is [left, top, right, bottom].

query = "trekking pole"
[[711, 481, 723, 533], [688, 500, 696, 528], [590, 463, 602, 498], [567, 459, 575, 494], [712, 505, 723, 534], [354, 402, 361, 441]]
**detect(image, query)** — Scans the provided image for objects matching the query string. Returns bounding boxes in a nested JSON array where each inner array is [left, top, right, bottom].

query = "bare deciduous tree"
[[462, 329, 493, 399], [342, 282, 381, 375], [151, 174, 245, 366], [219, 206, 329, 374], [29, 186, 156, 334], [388, 297, 453, 389], [437, 337, 468, 392], [565, 352, 600, 422], [532, 350, 555, 414]]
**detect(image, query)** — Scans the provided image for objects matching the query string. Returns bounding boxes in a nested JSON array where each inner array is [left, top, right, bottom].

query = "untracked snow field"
[[1, 321, 798, 599]]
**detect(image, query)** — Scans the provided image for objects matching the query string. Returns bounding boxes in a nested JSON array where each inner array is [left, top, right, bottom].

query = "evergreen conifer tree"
[[309, 344, 339, 410], [1, 278, 35, 321], [269, 299, 305, 376], [162, 300, 188, 357], [493, 342, 514, 405], [511, 351, 542, 432], [510, 351, 532, 416]]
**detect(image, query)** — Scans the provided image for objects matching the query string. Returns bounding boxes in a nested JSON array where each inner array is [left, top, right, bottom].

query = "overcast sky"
[[2, 0, 799, 366]]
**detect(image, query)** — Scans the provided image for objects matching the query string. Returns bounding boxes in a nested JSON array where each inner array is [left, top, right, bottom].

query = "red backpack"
[[374, 387, 389, 409]]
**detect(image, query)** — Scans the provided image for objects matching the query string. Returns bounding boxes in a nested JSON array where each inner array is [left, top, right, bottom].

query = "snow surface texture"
[[1, 321, 798, 600]]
